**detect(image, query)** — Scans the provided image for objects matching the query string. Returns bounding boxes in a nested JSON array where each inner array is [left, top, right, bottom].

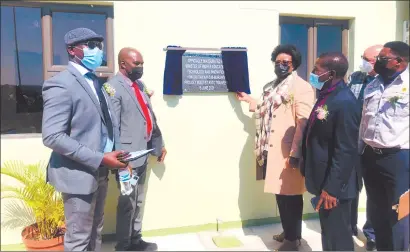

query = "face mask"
[[128, 67, 143, 81], [359, 59, 373, 74], [374, 60, 396, 78], [77, 47, 103, 71], [274, 64, 290, 78], [309, 71, 330, 90]]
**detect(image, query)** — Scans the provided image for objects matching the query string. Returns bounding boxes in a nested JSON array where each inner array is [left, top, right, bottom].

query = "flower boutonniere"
[[103, 83, 116, 97], [282, 92, 294, 106], [388, 95, 402, 110], [316, 105, 329, 121], [273, 84, 294, 107]]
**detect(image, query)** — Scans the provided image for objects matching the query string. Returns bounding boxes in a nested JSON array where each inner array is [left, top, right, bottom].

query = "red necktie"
[[132, 82, 152, 137]]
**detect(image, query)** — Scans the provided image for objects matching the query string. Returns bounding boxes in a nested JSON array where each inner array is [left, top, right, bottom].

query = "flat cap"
[[64, 27, 104, 46]]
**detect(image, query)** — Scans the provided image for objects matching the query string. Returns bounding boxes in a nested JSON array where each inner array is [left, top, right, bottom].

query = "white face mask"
[[359, 59, 373, 73]]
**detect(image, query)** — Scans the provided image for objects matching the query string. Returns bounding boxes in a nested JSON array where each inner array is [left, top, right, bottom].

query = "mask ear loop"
[[72, 46, 84, 62], [318, 70, 333, 83]]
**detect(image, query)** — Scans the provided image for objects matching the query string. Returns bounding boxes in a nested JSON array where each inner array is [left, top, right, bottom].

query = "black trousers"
[[275, 194, 303, 241], [350, 195, 358, 229], [351, 191, 376, 240], [362, 147, 409, 251], [319, 199, 354, 251]]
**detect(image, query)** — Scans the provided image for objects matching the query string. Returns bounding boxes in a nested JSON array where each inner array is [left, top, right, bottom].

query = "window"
[[52, 12, 108, 66], [0, 2, 114, 135], [279, 16, 349, 81]]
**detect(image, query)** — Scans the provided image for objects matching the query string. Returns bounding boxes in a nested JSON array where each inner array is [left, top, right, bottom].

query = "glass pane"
[[280, 23, 308, 80], [52, 12, 107, 66], [1, 6, 18, 86], [1, 6, 18, 134], [316, 25, 342, 57], [15, 7, 44, 113], [1, 6, 43, 134]]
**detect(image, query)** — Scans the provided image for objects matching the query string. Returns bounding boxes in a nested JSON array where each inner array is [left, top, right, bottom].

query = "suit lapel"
[[116, 74, 146, 120], [306, 84, 345, 140], [67, 64, 105, 122], [103, 90, 117, 128]]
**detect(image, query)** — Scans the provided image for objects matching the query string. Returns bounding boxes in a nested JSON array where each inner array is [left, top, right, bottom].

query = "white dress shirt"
[[359, 67, 409, 152], [70, 62, 114, 153]]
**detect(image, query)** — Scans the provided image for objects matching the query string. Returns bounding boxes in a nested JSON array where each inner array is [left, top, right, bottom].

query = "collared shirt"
[[307, 81, 342, 131], [359, 67, 409, 151], [70, 61, 114, 153], [118, 72, 153, 141], [347, 71, 376, 109]]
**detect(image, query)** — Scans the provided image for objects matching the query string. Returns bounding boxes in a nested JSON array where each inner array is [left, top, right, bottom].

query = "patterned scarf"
[[254, 72, 295, 166]]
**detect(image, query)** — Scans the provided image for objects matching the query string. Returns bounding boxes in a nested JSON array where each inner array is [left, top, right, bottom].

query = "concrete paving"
[[102, 212, 369, 251]]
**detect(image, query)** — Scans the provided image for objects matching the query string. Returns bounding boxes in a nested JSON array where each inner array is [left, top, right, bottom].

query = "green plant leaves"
[[0, 161, 64, 240]]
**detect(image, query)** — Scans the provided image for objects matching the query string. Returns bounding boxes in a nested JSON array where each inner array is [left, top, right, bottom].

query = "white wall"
[[1, 0, 401, 245]]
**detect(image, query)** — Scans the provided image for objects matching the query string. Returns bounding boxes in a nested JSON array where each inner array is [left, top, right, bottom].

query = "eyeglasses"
[[375, 56, 399, 63], [274, 60, 292, 66], [78, 40, 104, 50]]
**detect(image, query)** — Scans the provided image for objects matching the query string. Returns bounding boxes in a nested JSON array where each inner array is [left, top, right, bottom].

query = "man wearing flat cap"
[[42, 27, 130, 251]]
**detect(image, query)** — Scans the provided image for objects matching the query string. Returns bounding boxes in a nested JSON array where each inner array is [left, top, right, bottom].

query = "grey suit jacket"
[[42, 63, 121, 195], [107, 73, 164, 168]]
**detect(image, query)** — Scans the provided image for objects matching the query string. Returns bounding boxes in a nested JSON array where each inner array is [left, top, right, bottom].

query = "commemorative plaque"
[[181, 52, 229, 93]]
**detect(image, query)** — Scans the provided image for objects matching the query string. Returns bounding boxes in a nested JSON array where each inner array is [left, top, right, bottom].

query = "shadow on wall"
[[136, 157, 166, 236], [227, 91, 318, 250], [163, 95, 182, 108], [103, 156, 166, 236], [226, 93, 276, 227]]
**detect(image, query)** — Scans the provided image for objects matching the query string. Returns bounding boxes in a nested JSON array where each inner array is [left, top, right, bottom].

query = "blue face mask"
[[309, 71, 330, 90], [78, 47, 103, 71]]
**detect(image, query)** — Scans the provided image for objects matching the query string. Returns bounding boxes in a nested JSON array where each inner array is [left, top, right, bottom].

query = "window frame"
[[0, 1, 115, 136], [279, 16, 349, 80]]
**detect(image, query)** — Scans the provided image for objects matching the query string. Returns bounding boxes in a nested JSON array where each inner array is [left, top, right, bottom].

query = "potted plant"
[[1, 161, 65, 251]]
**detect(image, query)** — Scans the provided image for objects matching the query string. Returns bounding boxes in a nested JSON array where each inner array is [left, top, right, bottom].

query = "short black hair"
[[318, 52, 349, 78], [384, 41, 409, 62], [271, 44, 302, 70]]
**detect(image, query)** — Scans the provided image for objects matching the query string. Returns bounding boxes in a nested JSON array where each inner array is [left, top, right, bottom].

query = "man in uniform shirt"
[[347, 44, 382, 251], [359, 41, 409, 251]]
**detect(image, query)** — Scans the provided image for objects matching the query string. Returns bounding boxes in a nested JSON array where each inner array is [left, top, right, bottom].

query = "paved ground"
[[100, 212, 369, 251]]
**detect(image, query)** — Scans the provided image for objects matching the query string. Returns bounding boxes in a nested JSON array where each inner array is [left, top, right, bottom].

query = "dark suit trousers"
[[362, 147, 409, 251], [275, 194, 303, 241], [115, 165, 147, 250], [319, 199, 354, 251], [351, 190, 375, 240], [62, 173, 109, 252]]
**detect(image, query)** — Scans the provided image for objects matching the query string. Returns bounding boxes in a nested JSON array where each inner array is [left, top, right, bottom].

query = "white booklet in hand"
[[122, 149, 154, 162]]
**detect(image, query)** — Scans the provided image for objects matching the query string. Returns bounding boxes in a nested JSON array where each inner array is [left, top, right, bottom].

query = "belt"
[[366, 145, 401, 155]]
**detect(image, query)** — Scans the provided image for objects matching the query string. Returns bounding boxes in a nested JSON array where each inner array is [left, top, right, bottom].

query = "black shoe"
[[352, 226, 358, 236], [273, 232, 285, 242], [129, 240, 158, 251], [366, 239, 376, 251], [277, 239, 301, 251]]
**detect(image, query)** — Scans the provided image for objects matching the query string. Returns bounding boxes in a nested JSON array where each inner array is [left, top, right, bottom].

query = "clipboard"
[[121, 149, 154, 162], [393, 190, 409, 221]]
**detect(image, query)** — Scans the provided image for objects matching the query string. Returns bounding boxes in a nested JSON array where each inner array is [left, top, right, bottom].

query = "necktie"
[[86, 72, 113, 141], [131, 82, 152, 137]]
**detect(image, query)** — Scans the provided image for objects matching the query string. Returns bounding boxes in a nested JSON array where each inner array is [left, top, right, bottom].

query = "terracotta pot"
[[21, 224, 65, 251]]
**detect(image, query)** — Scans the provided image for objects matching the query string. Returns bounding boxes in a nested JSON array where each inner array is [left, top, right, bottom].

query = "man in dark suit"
[[301, 52, 362, 251], [107, 47, 166, 251], [42, 28, 129, 251]]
